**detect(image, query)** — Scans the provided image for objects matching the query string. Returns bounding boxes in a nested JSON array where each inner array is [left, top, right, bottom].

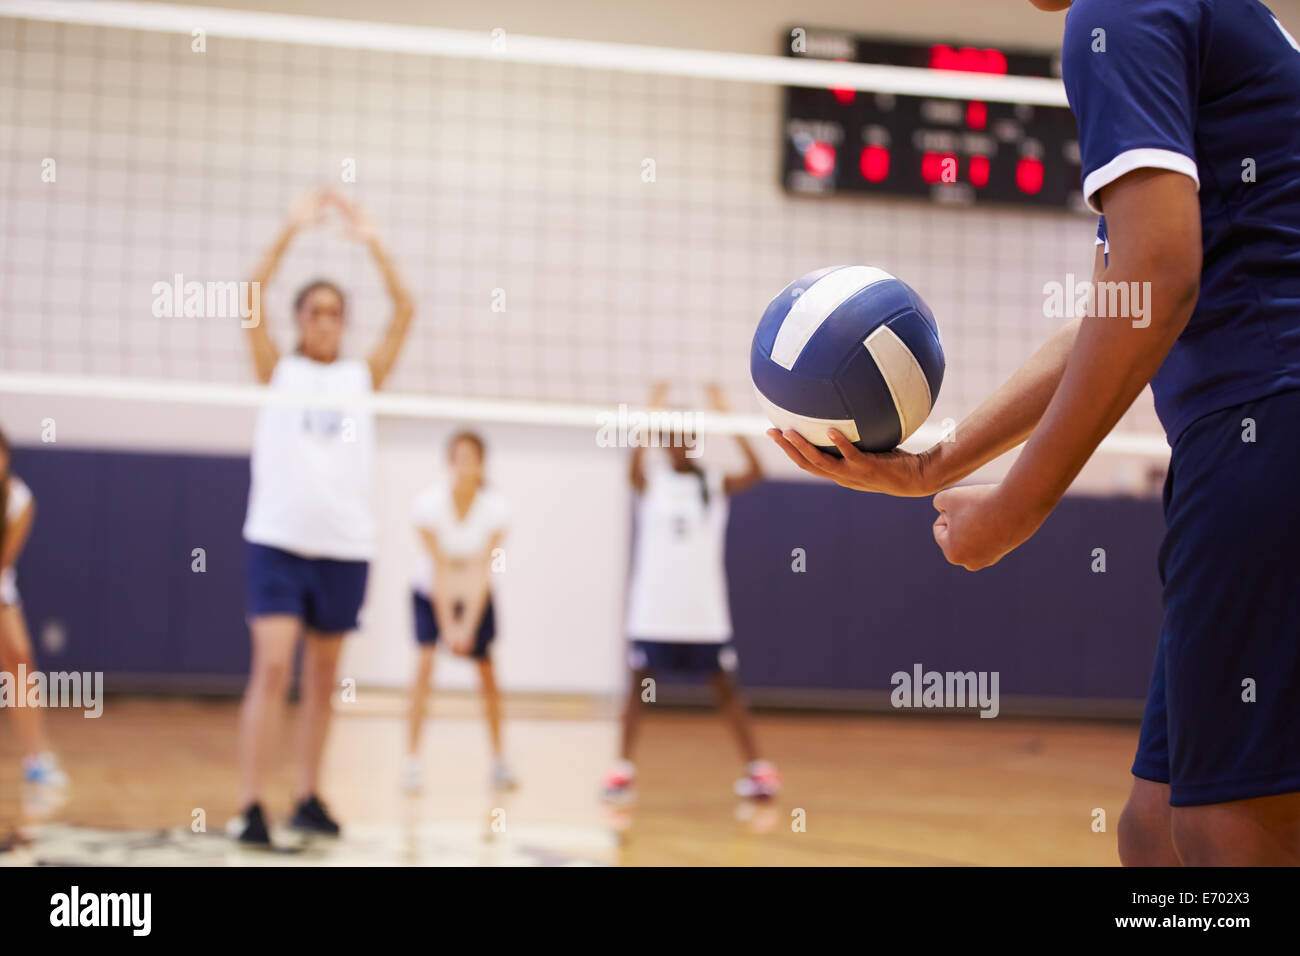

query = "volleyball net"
[[0, 0, 1168, 462]]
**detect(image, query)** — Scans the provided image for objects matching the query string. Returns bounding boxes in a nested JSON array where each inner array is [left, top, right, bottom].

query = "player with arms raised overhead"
[[231, 189, 415, 846]]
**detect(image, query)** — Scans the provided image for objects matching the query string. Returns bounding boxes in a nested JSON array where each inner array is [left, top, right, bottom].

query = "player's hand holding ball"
[[769, 426, 942, 497]]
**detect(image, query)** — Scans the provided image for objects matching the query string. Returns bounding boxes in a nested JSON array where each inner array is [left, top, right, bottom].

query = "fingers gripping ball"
[[751, 266, 945, 455]]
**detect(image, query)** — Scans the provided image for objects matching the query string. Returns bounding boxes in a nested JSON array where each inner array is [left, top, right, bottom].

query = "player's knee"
[[255, 656, 293, 695]]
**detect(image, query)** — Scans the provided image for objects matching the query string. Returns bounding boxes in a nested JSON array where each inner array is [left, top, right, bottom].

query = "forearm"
[[251, 222, 297, 290], [461, 566, 492, 629], [367, 235, 413, 310], [629, 444, 647, 490], [365, 235, 414, 388], [734, 434, 762, 474], [926, 316, 1081, 487], [725, 434, 763, 493], [1002, 279, 1193, 515], [245, 222, 297, 378], [430, 561, 455, 630]]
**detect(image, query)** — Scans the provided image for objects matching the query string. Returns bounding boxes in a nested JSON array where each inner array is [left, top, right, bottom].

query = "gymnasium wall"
[[9, 440, 1164, 711], [7, 0, 1293, 700]]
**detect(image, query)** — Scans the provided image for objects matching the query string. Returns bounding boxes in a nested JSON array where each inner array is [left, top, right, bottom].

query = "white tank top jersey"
[[625, 459, 732, 643], [410, 481, 510, 597], [1, 475, 33, 605], [242, 354, 376, 561]]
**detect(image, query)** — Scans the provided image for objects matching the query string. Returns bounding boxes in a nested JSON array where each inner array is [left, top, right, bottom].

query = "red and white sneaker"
[[600, 760, 637, 805], [734, 760, 781, 799]]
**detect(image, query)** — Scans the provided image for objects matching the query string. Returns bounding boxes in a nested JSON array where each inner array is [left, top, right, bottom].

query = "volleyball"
[[750, 265, 945, 454]]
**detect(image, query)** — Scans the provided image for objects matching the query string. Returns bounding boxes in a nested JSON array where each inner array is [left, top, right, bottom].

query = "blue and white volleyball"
[[751, 265, 944, 454]]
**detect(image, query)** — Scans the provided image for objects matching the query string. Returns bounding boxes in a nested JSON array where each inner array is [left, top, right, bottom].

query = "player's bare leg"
[[295, 630, 344, 802], [0, 604, 67, 817], [237, 614, 298, 808], [708, 672, 758, 764], [619, 668, 653, 762], [601, 668, 651, 803], [1117, 778, 1179, 866], [0, 605, 51, 761], [710, 672, 781, 798], [1170, 793, 1300, 865], [477, 657, 516, 790], [406, 646, 436, 754]]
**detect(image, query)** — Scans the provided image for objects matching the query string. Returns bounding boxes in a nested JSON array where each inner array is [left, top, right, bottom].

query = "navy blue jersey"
[[1063, 0, 1300, 441]]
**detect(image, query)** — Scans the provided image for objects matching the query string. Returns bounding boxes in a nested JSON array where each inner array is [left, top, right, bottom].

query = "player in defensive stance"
[[773, 0, 1300, 864], [403, 431, 514, 793], [231, 189, 415, 845], [0, 428, 69, 819], [603, 383, 778, 804]]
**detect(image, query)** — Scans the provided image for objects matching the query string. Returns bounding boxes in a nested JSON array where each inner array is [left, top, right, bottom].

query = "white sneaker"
[[491, 759, 518, 792], [401, 756, 422, 794], [21, 752, 69, 818]]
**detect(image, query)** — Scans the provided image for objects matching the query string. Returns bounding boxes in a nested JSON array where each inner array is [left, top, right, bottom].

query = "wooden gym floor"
[[0, 694, 1136, 865]]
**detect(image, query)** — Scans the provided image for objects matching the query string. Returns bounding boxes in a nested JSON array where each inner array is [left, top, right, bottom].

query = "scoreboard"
[[782, 28, 1087, 211]]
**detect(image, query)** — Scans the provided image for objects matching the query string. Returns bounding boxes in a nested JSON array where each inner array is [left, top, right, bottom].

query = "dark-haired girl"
[[403, 431, 514, 792], [231, 190, 414, 845], [603, 383, 778, 805]]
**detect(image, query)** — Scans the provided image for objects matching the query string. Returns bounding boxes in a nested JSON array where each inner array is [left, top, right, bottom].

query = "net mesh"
[[0, 12, 1161, 441]]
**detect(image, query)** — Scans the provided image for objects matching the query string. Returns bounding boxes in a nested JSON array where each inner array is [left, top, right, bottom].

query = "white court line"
[[0, 0, 1070, 106], [0, 371, 1171, 458]]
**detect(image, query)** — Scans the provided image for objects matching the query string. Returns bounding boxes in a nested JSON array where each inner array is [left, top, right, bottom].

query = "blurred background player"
[[603, 383, 777, 804], [403, 430, 514, 793], [230, 190, 415, 844], [0, 428, 69, 819]]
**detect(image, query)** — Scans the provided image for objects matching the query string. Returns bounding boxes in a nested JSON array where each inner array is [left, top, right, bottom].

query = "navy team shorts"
[[244, 542, 369, 634], [412, 591, 496, 660], [1133, 388, 1300, 806], [628, 639, 738, 675]]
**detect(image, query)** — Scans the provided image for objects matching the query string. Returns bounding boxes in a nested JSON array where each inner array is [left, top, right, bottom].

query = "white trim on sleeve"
[[1082, 148, 1199, 214]]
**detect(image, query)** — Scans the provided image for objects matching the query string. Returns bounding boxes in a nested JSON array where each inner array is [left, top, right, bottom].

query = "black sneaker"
[[288, 794, 341, 837], [228, 802, 271, 845]]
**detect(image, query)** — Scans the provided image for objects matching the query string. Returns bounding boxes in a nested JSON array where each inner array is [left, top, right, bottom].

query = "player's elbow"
[[1151, 257, 1201, 333], [1120, 248, 1200, 334]]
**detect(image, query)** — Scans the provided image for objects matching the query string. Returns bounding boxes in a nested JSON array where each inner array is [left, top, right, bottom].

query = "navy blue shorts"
[[1133, 388, 1300, 806], [412, 591, 496, 660], [244, 542, 369, 634], [628, 640, 737, 675]]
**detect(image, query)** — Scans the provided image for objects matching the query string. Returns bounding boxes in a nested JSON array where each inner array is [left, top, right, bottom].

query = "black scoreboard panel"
[[783, 29, 1087, 211]]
